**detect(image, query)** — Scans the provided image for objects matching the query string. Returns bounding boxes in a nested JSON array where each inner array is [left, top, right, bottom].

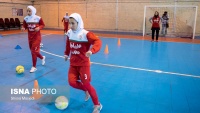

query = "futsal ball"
[[55, 96, 69, 110], [40, 43, 43, 48], [16, 65, 24, 74]]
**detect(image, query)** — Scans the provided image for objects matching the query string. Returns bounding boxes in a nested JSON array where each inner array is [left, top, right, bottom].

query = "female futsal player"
[[64, 13, 102, 113], [21, 5, 45, 73], [149, 11, 162, 42]]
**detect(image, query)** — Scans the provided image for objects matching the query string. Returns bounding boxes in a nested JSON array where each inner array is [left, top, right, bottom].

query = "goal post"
[[143, 5, 198, 39]]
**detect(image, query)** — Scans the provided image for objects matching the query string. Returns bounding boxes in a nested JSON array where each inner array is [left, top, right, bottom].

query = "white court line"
[[42, 34, 53, 37], [1, 33, 52, 37], [41, 49, 65, 59], [40, 49, 200, 79], [1, 32, 26, 36]]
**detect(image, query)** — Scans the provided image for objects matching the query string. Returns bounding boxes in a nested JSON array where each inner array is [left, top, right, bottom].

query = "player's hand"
[[85, 51, 92, 57], [64, 55, 68, 61], [21, 27, 25, 31], [35, 27, 40, 32]]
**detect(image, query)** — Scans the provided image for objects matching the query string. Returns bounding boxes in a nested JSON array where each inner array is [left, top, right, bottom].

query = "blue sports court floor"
[[0, 32, 200, 113]]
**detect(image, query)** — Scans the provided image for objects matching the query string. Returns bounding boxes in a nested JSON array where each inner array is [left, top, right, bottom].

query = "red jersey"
[[65, 29, 102, 66], [62, 16, 69, 22], [151, 16, 161, 28], [23, 15, 45, 41], [62, 16, 69, 31]]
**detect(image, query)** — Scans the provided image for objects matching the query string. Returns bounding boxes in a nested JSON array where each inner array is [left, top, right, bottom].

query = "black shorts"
[[151, 27, 160, 30]]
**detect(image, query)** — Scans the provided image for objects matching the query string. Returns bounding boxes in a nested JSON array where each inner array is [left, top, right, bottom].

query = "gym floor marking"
[[40, 49, 200, 79]]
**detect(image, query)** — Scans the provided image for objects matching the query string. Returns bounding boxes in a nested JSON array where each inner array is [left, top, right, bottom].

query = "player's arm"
[[35, 18, 45, 32], [64, 36, 70, 61], [21, 20, 27, 31], [62, 17, 64, 22], [86, 32, 102, 57]]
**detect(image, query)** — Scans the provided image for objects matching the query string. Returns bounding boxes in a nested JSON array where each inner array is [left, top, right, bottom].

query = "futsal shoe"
[[85, 91, 90, 101], [40, 43, 43, 48], [92, 103, 103, 113], [30, 67, 37, 73], [151, 40, 154, 42], [156, 40, 158, 42], [42, 56, 46, 65]]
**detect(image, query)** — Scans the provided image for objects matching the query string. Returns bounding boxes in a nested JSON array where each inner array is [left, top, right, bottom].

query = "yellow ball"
[[55, 96, 69, 110], [16, 65, 24, 74]]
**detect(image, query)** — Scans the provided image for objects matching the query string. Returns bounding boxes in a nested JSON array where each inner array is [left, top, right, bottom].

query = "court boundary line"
[[40, 49, 200, 79]]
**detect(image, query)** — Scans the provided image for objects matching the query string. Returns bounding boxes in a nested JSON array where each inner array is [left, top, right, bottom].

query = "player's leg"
[[79, 66, 102, 112], [161, 24, 164, 34], [163, 24, 167, 35], [32, 40, 45, 65], [30, 41, 45, 72], [63, 22, 65, 33], [65, 22, 69, 33], [29, 41, 34, 66], [68, 66, 87, 91], [156, 29, 159, 41], [64, 22, 67, 33], [152, 29, 155, 41], [28, 41, 37, 72], [30, 45, 37, 72]]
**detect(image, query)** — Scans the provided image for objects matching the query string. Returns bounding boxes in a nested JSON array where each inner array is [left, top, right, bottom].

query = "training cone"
[[15, 45, 22, 49], [104, 44, 109, 54], [118, 38, 121, 46], [30, 80, 43, 100]]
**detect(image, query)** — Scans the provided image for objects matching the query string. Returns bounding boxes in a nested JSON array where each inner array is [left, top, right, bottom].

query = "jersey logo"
[[70, 43, 82, 49], [71, 50, 80, 54], [84, 74, 87, 80]]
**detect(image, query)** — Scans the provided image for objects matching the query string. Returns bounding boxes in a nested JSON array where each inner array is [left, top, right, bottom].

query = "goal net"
[[143, 5, 198, 39]]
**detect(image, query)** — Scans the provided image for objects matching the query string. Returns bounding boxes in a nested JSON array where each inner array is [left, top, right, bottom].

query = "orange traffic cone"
[[104, 44, 109, 54], [30, 80, 43, 100], [118, 38, 121, 46]]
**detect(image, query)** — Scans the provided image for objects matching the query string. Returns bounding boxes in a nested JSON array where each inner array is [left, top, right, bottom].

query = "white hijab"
[[65, 12, 68, 16], [28, 6, 36, 17], [24, 5, 40, 22], [69, 13, 84, 32], [63, 12, 69, 19]]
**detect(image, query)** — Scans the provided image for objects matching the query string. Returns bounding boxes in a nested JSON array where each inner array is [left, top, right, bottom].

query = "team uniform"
[[62, 15, 69, 33], [65, 28, 101, 105], [149, 16, 162, 41], [22, 6, 45, 72], [64, 13, 102, 113]]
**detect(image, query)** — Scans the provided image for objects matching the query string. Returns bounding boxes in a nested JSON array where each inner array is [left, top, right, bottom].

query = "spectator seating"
[[10, 18, 16, 28], [15, 18, 21, 28], [0, 18, 5, 30], [0, 18, 21, 30], [4, 18, 10, 30]]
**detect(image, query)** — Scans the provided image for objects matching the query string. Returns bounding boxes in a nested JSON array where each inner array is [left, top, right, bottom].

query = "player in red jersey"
[[21, 6, 45, 73], [64, 13, 102, 113], [149, 11, 162, 42], [62, 12, 69, 33]]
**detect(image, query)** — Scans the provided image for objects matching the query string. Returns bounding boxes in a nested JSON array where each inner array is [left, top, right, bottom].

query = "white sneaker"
[[85, 91, 90, 101], [40, 43, 43, 48], [92, 103, 102, 113], [42, 56, 45, 65], [30, 67, 37, 73]]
